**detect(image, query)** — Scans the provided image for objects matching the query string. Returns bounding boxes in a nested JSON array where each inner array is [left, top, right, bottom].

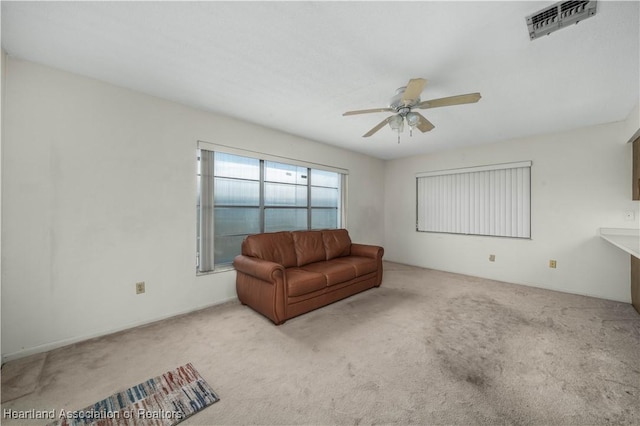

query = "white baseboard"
[[1, 296, 238, 364]]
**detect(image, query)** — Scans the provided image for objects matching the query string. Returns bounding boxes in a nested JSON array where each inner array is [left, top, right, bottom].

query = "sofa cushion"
[[300, 260, 356, 286], [322, 229, 351, 260], [334, 256, 378, 277], [286, 268, 327, 297], [292, 230, 326, 266], [242, 231, 297, 268]]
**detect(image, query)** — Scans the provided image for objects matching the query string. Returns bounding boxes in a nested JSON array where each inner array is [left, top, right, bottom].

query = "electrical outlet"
[[549, 260, 557, 269], [136, 281, 145, 294], [489, 254, 496, 262]]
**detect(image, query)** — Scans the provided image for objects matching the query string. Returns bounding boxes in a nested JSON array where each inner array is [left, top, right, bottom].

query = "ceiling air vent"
[[526, 1, 597, 40]]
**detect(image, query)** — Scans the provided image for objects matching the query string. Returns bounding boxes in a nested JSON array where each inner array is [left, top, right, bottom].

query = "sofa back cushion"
[[292, 230, 326, 266], [242, 231, 297, 268], [322, 229, 352, 260]]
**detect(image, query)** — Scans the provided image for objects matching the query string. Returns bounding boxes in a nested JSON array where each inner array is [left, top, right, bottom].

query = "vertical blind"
[[416, 161, 531, 238], [198, 150, 216, 272]]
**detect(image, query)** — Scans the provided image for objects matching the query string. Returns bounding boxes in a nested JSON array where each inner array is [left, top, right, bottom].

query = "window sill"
[[196, 264, 235, 276]]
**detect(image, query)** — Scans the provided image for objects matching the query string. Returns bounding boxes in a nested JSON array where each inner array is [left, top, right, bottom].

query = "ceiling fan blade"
[[343, 107, 394, 116], [401, 78, 427, 105], [363, 116, 393, 137], [417, 92, 481, 109], [414, 112, 435, 132]]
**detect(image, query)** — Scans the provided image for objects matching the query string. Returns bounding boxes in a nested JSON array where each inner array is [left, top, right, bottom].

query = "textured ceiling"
[[2, 1, 639, 160]]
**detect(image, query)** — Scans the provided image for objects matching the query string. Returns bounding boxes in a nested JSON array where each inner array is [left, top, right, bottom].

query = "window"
[[416, 161, 531, 238], [197, 148, 345, 272]]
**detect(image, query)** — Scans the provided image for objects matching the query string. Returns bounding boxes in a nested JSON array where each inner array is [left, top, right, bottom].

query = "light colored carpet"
[[1, 353, 47, 403], [2, 261, 639, 425]]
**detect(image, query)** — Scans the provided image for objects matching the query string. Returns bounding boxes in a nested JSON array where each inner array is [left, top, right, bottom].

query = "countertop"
[[599, 228, 640, 259]]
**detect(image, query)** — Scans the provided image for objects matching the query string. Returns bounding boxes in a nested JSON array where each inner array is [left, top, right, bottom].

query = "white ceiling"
[[2, 1, 639, 160]]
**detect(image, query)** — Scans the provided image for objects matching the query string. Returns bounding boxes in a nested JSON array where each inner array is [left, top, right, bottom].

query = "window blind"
[[198, 150, 216, 272], [416, 161, 531, 238]]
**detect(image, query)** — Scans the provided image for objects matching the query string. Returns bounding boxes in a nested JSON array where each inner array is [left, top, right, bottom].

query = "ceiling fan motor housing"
[[389, 87, 420, 113]]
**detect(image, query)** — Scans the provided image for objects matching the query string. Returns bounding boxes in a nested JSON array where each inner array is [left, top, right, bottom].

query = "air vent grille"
[[530, 7, 558, 27], [526, 0, 597, 40]]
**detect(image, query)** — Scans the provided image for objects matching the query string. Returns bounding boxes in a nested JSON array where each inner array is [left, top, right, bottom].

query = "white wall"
[[624, 103, 640, 143], [385, 113, 639, 303], [1, 57, 385, 361], [1, 48, 6, 360]]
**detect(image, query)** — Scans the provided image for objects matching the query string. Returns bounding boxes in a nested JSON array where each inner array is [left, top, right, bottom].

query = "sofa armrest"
[[233, 255, 284, 283], [234, 255, 287, 324], [350, 243, 384, 259]]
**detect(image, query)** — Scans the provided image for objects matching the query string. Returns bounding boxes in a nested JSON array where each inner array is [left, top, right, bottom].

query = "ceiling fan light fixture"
[[389, 114, 404, 132], [388, 114, 404, 144], [406, 112, 419, 136], [406, 112, 419, 127]]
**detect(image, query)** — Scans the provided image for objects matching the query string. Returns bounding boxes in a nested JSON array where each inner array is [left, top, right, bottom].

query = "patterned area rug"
[[47, 363, 219, 426]]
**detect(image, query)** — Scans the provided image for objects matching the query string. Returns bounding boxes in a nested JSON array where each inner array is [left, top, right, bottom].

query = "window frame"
[[196, 141, 348, 273]]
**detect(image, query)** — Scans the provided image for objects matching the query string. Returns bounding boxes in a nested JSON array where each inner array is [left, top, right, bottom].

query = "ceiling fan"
[[343, 78, 481, 143]]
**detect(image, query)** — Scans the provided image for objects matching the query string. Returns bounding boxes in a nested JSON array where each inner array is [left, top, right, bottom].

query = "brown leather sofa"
[[233, 229, 384, 324]]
